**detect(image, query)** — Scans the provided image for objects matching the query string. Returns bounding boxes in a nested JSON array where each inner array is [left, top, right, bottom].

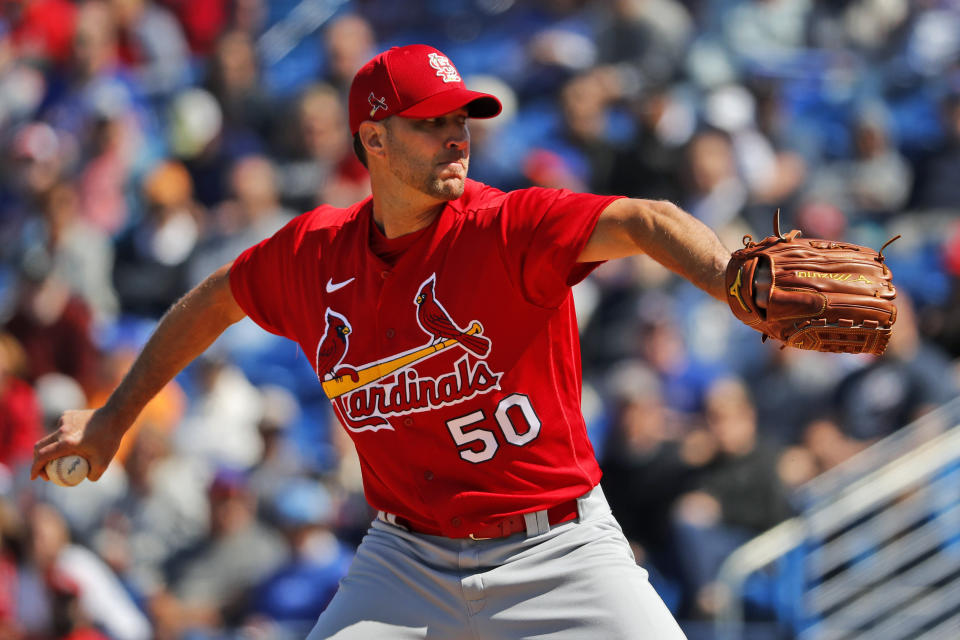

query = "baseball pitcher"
[[32, 45, 895, 638]]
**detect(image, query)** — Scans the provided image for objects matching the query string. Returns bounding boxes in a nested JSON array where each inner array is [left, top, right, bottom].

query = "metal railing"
[[716, 397, 960, 640]]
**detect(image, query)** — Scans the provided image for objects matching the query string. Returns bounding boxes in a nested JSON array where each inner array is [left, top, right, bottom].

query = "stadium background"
[[0, 0, 959, 638]]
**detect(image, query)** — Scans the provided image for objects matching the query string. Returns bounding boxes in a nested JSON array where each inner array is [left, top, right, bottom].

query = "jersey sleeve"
[[498, 188, 623, 308], [229, 216, 306, 339]]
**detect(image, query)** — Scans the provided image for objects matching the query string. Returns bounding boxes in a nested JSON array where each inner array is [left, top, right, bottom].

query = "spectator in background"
[[167, 85, 244, 208], [672, 376, 794, 615], [4, 0, 78, 66], [721, 0, 811, 69], [19, 501, 151, 640], [745, 345, 840, 446], [931, 223, 960, 359], [577, 258, 678, 376], [42, 0, 145, 179], [154, 0, 230, 57], [799, 415, 865, 478], [96, 421, 209, 605], [772, 413, 870, 503], [189, 154, 294, 286], [458, 75, 524, 191], [249, 479, 353, 637], [26, 181, 119, 325], [44, 569, 111, 640], [0, 18, 47, 132], [834, 293, 959, 441], [911, 90, 960, 210], [321, 13, 376, 94], [0, 122, 72, 265], [62, 0, 117, 94], [804, 0, 910, 58], [324, 411, 373, 547], [0, 495, 23, 638], [176, 353, 264, 470], [681, 127, 748, 230], [276, 83, 368, 212], [607, 83, 693, 203], [702, 83, 806, 213], [749, 75, 818, 171], [0, 332, 42, 469], [522, 2, 598, 99], [204, 29, 275, 145], [4, 250, 99, 394], [600, 362, 700, 606], [113, 160, 203, 317], [248, 385, 307, 512], [111, 0, 190, 102], [229, 0, 266, 37], [552, 69, 621, 192], [8, 121, 69, 200], [791, 198, 848, 241], [153, 468, 286, 639], [521, 148, 589, 192], [594, 0, 693, 87], [75, 73, 146, 237], [809, 104, 913, 220], [637, 306, 724, 416]]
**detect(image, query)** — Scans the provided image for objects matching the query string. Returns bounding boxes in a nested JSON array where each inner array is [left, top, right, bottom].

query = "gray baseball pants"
[[306, 485, 687, 639]]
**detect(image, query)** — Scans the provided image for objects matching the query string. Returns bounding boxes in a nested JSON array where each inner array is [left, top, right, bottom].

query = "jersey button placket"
[[374, 267, 392, 351]]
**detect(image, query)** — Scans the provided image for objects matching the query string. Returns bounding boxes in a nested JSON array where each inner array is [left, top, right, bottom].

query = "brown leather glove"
[[725, 212, 898, 354]]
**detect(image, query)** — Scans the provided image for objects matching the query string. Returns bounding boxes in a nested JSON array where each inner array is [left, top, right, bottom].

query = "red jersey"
[[230, 179, 621, 537]]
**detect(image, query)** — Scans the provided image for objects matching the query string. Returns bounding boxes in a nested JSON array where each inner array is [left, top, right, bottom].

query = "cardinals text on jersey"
[[317, 273, 502, 433]]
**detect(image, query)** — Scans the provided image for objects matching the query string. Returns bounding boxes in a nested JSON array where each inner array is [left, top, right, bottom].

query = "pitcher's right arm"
[[31, 262, 247, 481]]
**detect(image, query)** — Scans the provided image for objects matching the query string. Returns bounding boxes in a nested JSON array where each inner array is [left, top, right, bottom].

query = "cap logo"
[[428, 53, 461, 83], [368, 92, 388, 117]]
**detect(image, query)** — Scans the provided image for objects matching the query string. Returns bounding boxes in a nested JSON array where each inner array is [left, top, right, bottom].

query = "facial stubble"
[[385, 123, 469, 201]]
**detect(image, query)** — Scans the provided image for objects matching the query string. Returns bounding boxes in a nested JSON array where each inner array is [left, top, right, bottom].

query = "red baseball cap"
[[348, 44, 502, 135]]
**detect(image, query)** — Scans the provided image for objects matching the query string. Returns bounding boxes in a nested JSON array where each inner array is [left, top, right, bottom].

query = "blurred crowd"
[[1, 0, 959, 637]]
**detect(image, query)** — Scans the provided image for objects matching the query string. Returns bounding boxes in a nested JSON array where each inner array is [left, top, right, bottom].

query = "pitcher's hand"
[[31, 408, 126, 482]]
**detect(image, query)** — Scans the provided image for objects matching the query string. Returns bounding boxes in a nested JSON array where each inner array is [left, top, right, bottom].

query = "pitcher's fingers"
[[32, 430, 60, 452], [88, 464, 107, 482], [30, 440, 69, 480], [30, 433, 59, 479]]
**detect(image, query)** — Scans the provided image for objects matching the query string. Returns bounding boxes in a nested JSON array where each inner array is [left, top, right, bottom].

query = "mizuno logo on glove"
[[795, 271, 874, 284]]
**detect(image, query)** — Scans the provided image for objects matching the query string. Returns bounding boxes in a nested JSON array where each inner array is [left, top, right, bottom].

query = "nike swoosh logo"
[[326, 277, 355, 293]]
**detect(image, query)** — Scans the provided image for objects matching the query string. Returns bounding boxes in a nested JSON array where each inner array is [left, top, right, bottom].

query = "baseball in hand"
[[45, 455, 90, 487]]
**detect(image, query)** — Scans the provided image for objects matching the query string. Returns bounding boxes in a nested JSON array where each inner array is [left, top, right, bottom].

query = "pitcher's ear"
[[359, 121, 387, 160]]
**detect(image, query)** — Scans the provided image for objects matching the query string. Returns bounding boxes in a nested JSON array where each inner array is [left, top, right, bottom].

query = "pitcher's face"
[[384, 108, 471, 201]]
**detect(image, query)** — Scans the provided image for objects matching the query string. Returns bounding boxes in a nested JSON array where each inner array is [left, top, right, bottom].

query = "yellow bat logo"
[[322, 322, 484, 399]]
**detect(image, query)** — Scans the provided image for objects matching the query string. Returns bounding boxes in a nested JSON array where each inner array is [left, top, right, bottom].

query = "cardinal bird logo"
[[368, 92, 388, 117], [415, 274, 491, 358], [315, 310, 360, 382]]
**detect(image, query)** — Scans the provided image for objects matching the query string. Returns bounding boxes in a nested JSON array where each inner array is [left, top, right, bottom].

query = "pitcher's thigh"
[[478, 518, 687, 640], [306, 532, 468, 640]]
